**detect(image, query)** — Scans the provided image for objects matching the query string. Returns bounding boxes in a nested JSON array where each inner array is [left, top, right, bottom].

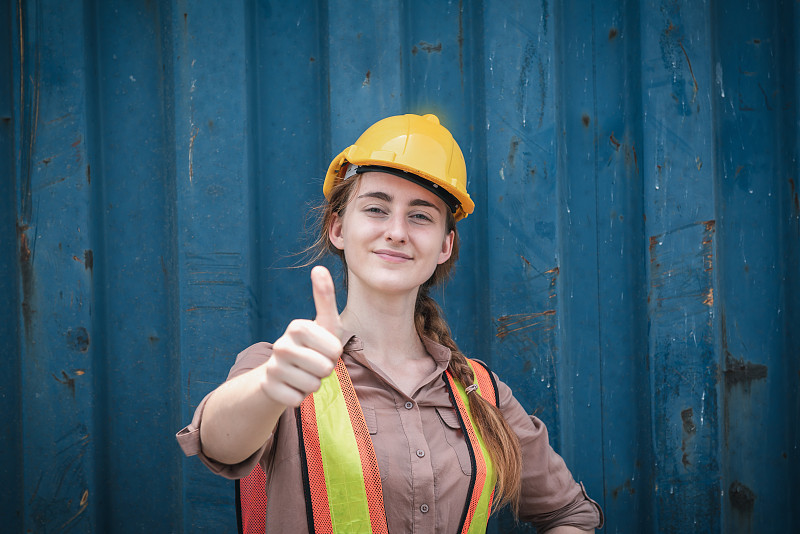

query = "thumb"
[[311, 265, 342, 338]]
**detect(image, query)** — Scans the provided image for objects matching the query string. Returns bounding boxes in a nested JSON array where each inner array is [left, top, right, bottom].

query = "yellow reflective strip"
[[314, 372, 373, 533], [458, 361, 497, 533]]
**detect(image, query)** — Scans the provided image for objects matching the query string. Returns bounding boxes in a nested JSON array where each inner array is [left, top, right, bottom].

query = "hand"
[[262, 266, 344, 407]]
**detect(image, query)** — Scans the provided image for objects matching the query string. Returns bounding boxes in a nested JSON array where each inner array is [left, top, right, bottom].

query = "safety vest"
[[236, 358, 499, 534]]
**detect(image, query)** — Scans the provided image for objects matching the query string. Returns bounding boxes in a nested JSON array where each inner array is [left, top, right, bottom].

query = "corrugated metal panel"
[[3, 0, 798, 532]]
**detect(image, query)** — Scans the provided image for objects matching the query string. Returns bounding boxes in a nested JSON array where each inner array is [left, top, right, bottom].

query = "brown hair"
[[309, 174, 522, 514]]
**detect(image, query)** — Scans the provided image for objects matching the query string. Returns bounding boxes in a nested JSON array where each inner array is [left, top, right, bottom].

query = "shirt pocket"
[[361, 406, 389, 481], [435, 407, 472, 476]]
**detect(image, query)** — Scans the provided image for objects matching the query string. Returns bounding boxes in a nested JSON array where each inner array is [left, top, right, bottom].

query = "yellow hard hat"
[[323, 113, 474, 221]]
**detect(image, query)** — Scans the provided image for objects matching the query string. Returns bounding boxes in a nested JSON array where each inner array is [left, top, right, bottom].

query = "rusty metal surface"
[[3, 0, 799, 532]]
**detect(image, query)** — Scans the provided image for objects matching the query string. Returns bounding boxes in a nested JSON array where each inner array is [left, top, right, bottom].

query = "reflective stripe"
[[445, 360, 498, 534], [299, 359, 388, 534], [296, 358, 495, 533]]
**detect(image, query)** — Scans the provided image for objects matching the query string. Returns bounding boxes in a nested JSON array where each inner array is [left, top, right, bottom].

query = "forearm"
[[199, 363, 287, 465]]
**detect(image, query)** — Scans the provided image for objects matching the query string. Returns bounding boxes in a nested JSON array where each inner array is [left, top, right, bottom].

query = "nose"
[[384, 213, 409, 244]]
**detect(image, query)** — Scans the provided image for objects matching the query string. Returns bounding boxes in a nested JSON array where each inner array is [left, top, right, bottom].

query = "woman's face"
[[329, 171, 455, 297]]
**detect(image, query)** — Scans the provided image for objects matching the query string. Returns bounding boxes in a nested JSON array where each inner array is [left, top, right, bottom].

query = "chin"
[[353, 268, 434, 296]]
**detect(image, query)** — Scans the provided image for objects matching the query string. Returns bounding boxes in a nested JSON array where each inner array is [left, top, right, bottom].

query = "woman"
[[177, 114, 603, 533]]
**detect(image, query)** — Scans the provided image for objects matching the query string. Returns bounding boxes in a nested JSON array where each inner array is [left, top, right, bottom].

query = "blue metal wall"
[[3, 0, 798, 532]]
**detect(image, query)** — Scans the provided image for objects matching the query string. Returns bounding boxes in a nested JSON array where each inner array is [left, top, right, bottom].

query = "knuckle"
[[286, 319, 310, 335]]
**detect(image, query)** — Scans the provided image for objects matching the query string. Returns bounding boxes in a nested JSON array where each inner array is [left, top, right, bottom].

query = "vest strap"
[[297, 358, 388, 534], [444, 360, 498, 534]]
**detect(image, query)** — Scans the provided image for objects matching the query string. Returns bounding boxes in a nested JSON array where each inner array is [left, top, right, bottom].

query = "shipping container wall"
[[2, 0, 798, 532]]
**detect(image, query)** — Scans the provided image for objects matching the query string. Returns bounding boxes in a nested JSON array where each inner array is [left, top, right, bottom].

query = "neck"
[[340, 283, 426, 365]]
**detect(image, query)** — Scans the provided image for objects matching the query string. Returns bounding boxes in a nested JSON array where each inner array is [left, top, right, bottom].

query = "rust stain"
[[520, 255, 532, 268], [507, 136, 520, 167], [86, 163, 91, 184], [789, 178, 799, 214], [703, 287, 714, 306], [729, 481, 755, 514], [61, 489, 90, 529], [608, 28, 618, 40], [66, 326, 90, 352], [611, 479, 635, 500], [53, 371, 76, 397], [70, 136, 84, 167], [362, 70, 371, 87], [544, 266, 559, 291], [496, 310, 556, 339], [758, 82, 773, 110], [702, 219, 715, 273], [724, 354, 767, 388], [681, 407, 696, 434], [678, 41, 698, 97], [632, 144, 639, 175], [188, 126, 199, 182], [18, 222, 35, 340], [84, 249, 93, 272], [412, 41, 442, 55], [581, 114, 590, 127], [609, 132, 621, 151], [681, 407, 695, 468], [649, 235, 660, 256], [19, 226, 31, 263]]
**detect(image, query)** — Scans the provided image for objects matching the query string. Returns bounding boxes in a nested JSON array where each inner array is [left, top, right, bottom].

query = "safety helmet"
[[323, 113, 474, 221]]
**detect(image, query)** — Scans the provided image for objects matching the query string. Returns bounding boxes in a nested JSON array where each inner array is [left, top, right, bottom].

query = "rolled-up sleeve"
[[175, 342, 275, 480], [497, 377, 604, 531]]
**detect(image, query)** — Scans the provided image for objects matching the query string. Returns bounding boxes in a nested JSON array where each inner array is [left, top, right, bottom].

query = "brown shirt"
[[177, 336, 603, 532]]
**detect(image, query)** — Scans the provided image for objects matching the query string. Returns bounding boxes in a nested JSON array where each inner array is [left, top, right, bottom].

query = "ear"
[[437, 229, 455, 265], [329, 212, 345, 250]]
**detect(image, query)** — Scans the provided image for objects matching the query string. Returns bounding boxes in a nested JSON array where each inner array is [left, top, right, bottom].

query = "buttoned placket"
[[343, 339, 450, 533], [396, 394, 435, 532]]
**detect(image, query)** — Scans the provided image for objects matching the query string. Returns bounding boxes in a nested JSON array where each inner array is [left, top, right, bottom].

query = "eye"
[[410, 212, 434, 223], [364, 206, 387, 216]]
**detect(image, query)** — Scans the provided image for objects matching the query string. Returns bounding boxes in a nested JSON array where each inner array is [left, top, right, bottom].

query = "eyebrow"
[[357, 191, 443, 213]]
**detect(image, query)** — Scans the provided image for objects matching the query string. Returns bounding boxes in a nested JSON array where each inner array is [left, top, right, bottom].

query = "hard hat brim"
[[324, 149, 474, 221]]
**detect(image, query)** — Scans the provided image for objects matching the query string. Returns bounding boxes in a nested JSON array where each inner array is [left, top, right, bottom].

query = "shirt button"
[[404, 401, 414, 409], [420, 504, 429, 513], [416, 449, 425, 458]]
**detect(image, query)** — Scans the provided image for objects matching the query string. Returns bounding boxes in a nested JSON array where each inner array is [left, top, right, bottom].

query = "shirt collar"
[[342, 331, 453, 368]]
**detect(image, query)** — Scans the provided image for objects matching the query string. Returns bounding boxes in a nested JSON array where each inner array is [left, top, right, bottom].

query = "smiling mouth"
[[374, 249, 412, 260]]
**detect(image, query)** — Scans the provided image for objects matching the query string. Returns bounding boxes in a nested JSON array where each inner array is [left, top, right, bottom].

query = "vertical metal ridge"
[[776, 4, 800, 529], [244, 0, 263, 342], [0, 1, 23, 530], [317, 0, 332, 185], [587, 2, 607, 515], [466, 0, 492, 362], [156, 0, 184, 529], [82, 0, 109, 529]]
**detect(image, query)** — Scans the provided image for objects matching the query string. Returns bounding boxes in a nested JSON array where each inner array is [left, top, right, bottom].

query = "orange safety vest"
[[236, 358, 499, 534]]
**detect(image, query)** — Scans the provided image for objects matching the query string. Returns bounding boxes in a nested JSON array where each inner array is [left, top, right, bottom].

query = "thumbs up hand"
[[262, 266, 344, 407], [311, 265, 344, 339]]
